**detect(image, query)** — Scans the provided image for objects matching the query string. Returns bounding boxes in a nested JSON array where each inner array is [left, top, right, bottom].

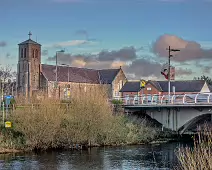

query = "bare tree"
[[0, 65, 16, 96], [0, 65, 13, 81]]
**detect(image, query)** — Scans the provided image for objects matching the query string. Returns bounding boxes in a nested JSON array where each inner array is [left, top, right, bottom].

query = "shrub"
[[10, 98, 65, 150], [0, 125, 25, 149], [6, 86, 161, 150], [111, 99, 123, 105]]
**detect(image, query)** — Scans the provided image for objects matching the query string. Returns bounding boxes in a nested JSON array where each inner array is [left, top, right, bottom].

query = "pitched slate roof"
[[41, 64, 120, 84], [157, 80, 205, 92], [208, 85, 212, 92], [119, 80, 206, 93], [99, 69, 120, 84], [41, 64, 100, 84], [119, 81, 141, 92], [147, 80, 162, 91], [18, 39, 41, 46]]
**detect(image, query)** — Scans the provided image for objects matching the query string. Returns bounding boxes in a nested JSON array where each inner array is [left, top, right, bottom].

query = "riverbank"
[[0, 148, 21, 154], [0, 123, 182, 155], [0, 137, 180, 154]]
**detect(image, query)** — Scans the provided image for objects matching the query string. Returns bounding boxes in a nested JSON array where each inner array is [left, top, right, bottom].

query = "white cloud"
[[44, 40, 97, 48]]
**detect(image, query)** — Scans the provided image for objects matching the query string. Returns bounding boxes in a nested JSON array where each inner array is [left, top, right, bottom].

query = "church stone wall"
[[112, 69, 127, 97], [47, 81, 111, 99]]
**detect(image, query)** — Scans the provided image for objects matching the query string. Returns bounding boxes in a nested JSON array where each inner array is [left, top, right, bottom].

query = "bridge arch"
[[178, 113, 212, 134]]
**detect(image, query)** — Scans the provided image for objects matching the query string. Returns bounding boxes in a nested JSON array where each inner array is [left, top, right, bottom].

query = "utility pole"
[[166, 46, 180, 101], [55, 50, 65, 86], [1, 81, 4, 125], [55, 50, 65, 99], [56, 52, 58, 84], [61, 64, 70, 99]]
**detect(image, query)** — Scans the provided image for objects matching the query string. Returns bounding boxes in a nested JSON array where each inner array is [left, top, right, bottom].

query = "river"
[[0, 142, 191, 170]]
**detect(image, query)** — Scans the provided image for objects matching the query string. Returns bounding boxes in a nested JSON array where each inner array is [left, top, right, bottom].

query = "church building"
[[16, 32, 127, 99]]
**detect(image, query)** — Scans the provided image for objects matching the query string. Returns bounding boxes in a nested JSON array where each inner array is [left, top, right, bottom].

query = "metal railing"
[[112, 93, 212, 105]]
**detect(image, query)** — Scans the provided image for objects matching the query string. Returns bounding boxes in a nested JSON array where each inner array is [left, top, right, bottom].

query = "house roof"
[[156, 80, 206, 92], [119, 80, 206, 93], [209, 85, 212, 92], [41, 64, 120, 84], [119, 81, 141, 92], [147, 80, 162, 91], [18, 39, 41, 46], [99, 69, 120, 84]]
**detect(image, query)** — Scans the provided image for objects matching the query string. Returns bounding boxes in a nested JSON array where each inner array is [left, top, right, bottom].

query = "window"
[[21, 48, 24, 58], [35, 49, 38, 58], [119, 80, 123, 90], [147, 87, 151, 91], [125, 94, 129, 98], [24, 48, 27, 58], [32, 49, 34, 58]]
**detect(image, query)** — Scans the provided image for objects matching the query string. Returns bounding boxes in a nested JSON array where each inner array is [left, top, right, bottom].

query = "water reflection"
[[0, 142, 191, 170]]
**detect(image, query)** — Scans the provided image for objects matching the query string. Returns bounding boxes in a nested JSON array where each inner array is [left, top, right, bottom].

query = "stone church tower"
[[17, 32, 41, 97]]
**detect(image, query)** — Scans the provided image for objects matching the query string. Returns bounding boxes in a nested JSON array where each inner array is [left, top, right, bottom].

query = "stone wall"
[[46, 81, 111, 99], [17, 43, 41, 97]]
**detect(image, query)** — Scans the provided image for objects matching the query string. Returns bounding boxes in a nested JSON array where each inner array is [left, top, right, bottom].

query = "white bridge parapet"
[[112, 93, 212, 106]]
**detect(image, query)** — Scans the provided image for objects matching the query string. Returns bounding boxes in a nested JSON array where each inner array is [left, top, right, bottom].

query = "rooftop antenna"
[[28, 31, 32, 39], [36, 36, 37, 42]]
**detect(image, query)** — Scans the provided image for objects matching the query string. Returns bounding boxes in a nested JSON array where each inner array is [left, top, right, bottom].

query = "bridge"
[[113, 93, 212, 134]]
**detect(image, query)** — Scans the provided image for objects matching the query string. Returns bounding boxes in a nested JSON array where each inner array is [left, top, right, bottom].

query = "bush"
[[5, 86, 160, 151], [111, 99, 123, 105], [0, 125, 25, 149]]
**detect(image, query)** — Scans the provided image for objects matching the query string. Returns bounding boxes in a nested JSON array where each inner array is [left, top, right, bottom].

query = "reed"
[[176, 124, 212, 170]]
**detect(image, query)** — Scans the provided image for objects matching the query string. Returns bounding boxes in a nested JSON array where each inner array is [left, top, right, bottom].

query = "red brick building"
[[120, 79, 210, 103]]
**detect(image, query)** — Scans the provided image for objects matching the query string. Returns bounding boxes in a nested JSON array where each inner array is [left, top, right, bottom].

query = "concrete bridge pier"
[[146, 108, 179, 131], [124, 106, 212, 134]]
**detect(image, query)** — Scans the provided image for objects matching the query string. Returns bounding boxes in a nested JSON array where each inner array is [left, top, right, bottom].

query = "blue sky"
[[1, 0, 212, 80]]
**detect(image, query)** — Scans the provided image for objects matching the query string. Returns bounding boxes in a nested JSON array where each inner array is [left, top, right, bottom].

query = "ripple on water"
[[0, 142, 185, 170]]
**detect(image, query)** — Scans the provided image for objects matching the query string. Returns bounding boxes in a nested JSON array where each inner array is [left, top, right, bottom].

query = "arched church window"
[[24, 48, 26, 58], [32, 49, 34, 58], [21, 49, 24, 58], [35, 49, 38, 58]]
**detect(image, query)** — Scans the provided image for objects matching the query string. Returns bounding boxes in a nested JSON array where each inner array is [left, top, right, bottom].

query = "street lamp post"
[[61, 64, 70, 99], [61, 64, 70, 83], [166, 46, 180, 101], [1, 80, 4, 125], [55, 50, 65, 87]]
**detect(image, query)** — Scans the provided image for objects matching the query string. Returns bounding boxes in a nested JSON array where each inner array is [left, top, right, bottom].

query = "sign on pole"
[[140, 80, 146, 88], [170, 66, 175, 80], [5, 121, 12, 128]]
